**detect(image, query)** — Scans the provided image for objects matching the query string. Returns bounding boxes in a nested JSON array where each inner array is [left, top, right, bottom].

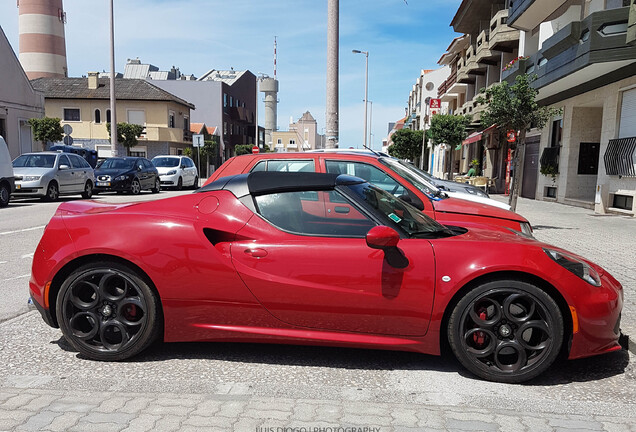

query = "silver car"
[[13, 152, 95, 201]]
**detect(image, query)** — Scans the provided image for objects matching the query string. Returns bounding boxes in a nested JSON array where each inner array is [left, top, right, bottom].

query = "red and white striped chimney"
[[18, 0, 68, 80]]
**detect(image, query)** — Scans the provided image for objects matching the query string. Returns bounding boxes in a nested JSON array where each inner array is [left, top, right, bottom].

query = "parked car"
[[12, 151, 95, 201], [49, 145, 99, 168], [0, 136, 15, 207], [93, 157, 160, 195], [151, 155, 198, 190], [204, 151, 532, 235], [29, 172, 625, 382]]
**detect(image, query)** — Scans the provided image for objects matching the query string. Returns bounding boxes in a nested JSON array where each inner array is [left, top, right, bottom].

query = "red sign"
[[506, 130, 517, 143], [430, 99, 441, 109], [252, 146, 259, 154], [505, 149, 512, 196]]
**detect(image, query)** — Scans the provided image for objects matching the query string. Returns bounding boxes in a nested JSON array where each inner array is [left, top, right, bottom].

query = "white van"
[[0, 136, 15, 207]]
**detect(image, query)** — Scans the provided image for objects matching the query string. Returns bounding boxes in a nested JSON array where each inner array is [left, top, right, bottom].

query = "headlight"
[[23, 175, 41, 181], [520, 222, 533, 237], [166, 170, 177, 175], [543, 248, 601, 287], [114, 175, 130, 181]]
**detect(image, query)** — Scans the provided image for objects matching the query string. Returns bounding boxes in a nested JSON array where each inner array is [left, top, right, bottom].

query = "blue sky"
[[0, 0, 462, 150]]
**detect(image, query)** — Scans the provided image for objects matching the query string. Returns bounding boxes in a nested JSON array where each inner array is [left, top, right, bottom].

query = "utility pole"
[[109, 0, 118, 156], [325, 0, 339, 148]]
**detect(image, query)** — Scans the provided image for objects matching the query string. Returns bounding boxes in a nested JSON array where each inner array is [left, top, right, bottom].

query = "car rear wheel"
[[42, 181, 59, 201], [0, 183, 9, 207], [130, 179, 141, 195], [56, 261, 161, 361], [448, 280, 563, 383], [81, 181, 93, 199], [151, 178, 160, 194]]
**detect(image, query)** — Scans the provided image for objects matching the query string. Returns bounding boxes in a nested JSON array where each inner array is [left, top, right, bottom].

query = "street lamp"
[[368, 100, 373, 150], [352, 49, 369, 149]]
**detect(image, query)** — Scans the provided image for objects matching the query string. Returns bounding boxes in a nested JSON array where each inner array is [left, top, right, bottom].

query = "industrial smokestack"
[[18, 0, 68, 79]]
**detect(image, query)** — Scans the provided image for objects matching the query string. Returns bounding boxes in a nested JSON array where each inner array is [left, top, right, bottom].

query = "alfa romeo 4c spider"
[[29, 172, 625, 383]]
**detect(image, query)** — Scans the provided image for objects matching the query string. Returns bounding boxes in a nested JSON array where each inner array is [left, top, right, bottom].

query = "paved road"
[[0, 194, 634, 431]]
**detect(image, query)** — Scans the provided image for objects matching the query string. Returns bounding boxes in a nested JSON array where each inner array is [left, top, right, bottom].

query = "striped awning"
[[604, 137, 636, 177], [462, 131, 483, 146]]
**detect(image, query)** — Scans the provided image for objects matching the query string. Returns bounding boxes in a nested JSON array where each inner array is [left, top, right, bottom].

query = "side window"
[[143, 159, 153, 169], [249, 160, 315, 173], [255, 190, 374, 237], [68, 154, 83, 168], [325, 160, 406, 196], [58, 154, 71, 168]]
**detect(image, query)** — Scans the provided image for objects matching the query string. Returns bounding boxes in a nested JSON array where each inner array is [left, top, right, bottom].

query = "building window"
[[94, 109, 101, 124], [613, 194, 633, 210], [223, 94, 228, 112], [229, 96, 233, 108], [550, 119, 562, 147], [169, 111, 175, 128], [289, 139, 295, 145], [236, 99, 240, 107], [223, 122, 227, 135], [63, 108, 80, 122], [106, 109, 111, 123], [183, 116, 189, 133]]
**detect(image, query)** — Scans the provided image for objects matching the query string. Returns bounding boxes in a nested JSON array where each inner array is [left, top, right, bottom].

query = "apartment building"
[[31, 74, 195, 158], [271, 111, 325, 152], [505, 0, 636, 214]]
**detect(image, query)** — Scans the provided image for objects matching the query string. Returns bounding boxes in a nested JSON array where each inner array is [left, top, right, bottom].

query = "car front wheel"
[[448, 280, 563, 383], [56, 261, 161, 361], [151, 178, 160, 194], [81, 181, 93, 199], [0, 183, 9, 207], [42, 181, 59, 201], [130, 179, 141, 195]]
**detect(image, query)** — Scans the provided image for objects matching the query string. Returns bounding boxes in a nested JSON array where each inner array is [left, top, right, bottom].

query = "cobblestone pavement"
[[0, 197, 634, 432]]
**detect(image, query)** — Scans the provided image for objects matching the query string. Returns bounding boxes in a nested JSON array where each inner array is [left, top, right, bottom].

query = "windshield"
[[99, 158, 135, 170], [343, 182, 449, 238], [152, 157, 180, 168], [379, 157, 439, 197], [13, 154, 56, 168]]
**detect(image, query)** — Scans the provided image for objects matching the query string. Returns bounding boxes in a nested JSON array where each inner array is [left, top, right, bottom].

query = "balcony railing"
[[438, 69, 457, 97], [490, 9, 520, 52], [540, 146, 561, 173], [604, 137, 636, 177]]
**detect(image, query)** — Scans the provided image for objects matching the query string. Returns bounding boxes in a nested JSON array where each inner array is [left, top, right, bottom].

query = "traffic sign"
[[192, 134, 204, 147], [430, 99, 441, 109], [252, 146, 259, 154], [63, 124, 73, 135], [63, 135, 73, 145], [506, 130, 517, 143]]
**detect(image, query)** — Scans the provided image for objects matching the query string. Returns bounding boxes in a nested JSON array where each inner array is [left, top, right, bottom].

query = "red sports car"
[[29, 172, 625, 383]]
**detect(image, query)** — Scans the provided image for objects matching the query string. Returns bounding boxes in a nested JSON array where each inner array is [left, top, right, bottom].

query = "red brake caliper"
[[473, 310, 487, 346]]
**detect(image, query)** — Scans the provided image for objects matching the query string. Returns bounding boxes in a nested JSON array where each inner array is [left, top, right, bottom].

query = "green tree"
[[28, 117, 64, 151], [476, 74, 561, 211], [429, 114, 471, 178], [106, 122, 144, 156], [388, 129, 424, 162], [235, 144, 253, 156]]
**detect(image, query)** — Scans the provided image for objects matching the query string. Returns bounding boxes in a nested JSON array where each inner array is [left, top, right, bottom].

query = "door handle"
[[334, 206, 350, 214], [244, 248, 268, 258]]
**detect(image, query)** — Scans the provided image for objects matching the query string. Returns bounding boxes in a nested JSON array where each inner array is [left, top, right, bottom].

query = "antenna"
[[274, 36, 277, 80]]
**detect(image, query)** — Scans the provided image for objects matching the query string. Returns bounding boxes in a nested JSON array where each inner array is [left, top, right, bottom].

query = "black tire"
[[191, 176, 199, 190], [130, 178, 141, 195], [448, 279, 563, 383], [0, 183, 9, 207], [81, 181, 93, 199], [176, 177, 183, 190], [151, 177, 160, 194], [56, 261, 161, 361], [42, 181, 59, 201]]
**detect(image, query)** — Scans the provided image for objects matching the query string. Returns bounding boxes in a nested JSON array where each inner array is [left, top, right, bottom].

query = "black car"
[[93, 157, 160, 195]]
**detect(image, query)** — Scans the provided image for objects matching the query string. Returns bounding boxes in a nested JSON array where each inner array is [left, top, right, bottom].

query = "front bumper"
[[93, 178, 132, 192], [13, 180, 46, 197], [159, 173, 180, 186]]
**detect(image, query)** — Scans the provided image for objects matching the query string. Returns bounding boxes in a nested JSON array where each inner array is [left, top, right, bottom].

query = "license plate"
[[16, 184, 21, 189], [97, 182, 110, 187]]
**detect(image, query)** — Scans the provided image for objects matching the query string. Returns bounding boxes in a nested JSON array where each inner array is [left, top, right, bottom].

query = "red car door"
[[229, 190, 436, 336]]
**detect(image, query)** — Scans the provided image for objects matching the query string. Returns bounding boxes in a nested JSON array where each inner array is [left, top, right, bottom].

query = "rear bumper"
[[29, 295, 57, 328]]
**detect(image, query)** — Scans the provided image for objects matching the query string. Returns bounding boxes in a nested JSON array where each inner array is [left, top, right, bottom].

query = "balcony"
[[604, 137, 636, 177], [534, 7, 636, 103], [471, 100, 487, 126], [475, 30, 497, 65], [489, 9, 520, 53], [142, 127, 184, 143], [508, 0, 561, 32], [438, 69, 457, 97], [502, 55, 532, 83], [464, 45, 478, 73]]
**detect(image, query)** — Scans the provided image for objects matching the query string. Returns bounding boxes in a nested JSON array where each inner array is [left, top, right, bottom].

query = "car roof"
[[198, 171, 365, 197], [235, 151, 383, 161]]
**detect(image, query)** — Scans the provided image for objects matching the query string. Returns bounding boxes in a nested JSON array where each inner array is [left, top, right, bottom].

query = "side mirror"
[[366, 226, 400, 249], [58, 164, 69, 170], [181, 164, 186, 169], [366, 226, 409, 269], [137, 165, 143, 171]]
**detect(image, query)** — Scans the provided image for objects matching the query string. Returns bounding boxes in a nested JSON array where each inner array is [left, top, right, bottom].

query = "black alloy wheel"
[[0, 183, 9, 207], [151, 177, 160, 194], [130, 178, 141, 195], [81, 181, 93, 199], [56, 261, 161, 360], [448, 280, 563, 383], [43, 181, 59, 201]]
